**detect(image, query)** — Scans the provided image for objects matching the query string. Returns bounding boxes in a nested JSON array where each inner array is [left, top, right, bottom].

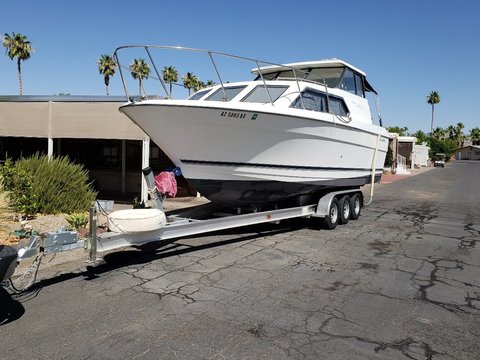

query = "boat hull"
[[120, 101, 389, 206]]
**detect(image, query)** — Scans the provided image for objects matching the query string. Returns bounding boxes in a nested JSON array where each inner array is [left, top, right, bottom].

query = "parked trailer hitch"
[[1, 230, 85, 293]]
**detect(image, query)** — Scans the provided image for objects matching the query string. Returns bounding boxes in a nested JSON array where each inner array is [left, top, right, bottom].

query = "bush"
[[428, 138, 457, 160], [2, 167, 38, 216], [384, 146, 393, 167], [65, 212, 89, 230], [0, 158, 16, 191], [1, 154, 97, 215]]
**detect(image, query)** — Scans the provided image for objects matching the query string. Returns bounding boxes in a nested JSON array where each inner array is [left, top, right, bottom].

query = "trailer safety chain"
[[7, 250, 45, 294]]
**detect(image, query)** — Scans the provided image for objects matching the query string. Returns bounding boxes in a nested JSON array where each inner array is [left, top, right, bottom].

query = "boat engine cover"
[[0, 245, 18, 282]]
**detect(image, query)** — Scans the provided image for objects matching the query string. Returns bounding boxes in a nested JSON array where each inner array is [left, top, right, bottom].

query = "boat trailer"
[[1, 167, 364, 290]]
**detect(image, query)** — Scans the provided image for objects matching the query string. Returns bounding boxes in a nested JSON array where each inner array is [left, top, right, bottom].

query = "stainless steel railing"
[[113, 45, 330, 108]]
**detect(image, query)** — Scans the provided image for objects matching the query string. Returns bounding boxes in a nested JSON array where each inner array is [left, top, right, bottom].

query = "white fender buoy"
[[107, 208, 166, 233]]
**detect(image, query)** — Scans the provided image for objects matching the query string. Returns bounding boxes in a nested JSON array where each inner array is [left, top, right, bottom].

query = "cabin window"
[[354, 73, 364, 97], [187, 88, 211, 100], [291, 88, 328, 112], [241, 85, 288, 103], [291, 88, 349, 116], [205, 86, 247, 101], [328, 97, 349, 116]]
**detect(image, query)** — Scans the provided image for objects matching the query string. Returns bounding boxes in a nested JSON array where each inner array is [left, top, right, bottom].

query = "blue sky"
[[1, 0, 479, 133]]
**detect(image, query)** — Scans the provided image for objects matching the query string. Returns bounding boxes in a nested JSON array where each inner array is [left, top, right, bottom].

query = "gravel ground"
[[0, 195, 209, 246]]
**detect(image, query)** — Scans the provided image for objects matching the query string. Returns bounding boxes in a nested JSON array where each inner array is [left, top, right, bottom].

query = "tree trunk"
[[17, 59, 22, 96], [430, 104, 435, 134], [105, 75, 110, 96]]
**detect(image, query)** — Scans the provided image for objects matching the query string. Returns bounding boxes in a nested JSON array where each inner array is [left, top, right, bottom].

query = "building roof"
[[0, 95, 128, 103], [0, 96, 147, 140], [457, 145, 480, 151]]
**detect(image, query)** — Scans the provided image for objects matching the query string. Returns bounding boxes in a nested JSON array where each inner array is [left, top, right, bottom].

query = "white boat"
[[114, 46, 389, 207]]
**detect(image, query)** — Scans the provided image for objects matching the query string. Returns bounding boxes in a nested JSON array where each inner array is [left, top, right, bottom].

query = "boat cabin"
[[186, 59, 378, 124], [252, 59, 377, 98]]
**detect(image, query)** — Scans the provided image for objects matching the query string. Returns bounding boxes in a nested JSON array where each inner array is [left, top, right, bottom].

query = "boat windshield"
[[187, 88, 211, 100], [258, 67, 344, 88], [241, 85, 288, 103], [205, 86, 247, 101], [304, 67, 344, 87]]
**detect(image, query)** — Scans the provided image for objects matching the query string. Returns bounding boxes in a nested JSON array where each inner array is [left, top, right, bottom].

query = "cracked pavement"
[[2, 161, 479, 359]]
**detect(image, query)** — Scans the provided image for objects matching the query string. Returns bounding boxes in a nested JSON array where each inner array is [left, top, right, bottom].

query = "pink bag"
[[154, 172, 177, 197]]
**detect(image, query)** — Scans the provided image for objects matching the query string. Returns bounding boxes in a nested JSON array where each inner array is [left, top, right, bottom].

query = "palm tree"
[[97, 54, 117, 95], [446, 125, 456, 140], [454, 122, 465, 147], [205, 80, 216, 87], [162, 66, 178, 98], [129, 58, 150, 97], [182, 72, 198, 96], [412, 130, 428, 145], [194, 81, 206, 92], [386, 126, 408, 136], [431, 127, 446, 140], [2, 32, 33, 95], [427, 91, 440, 134], [470, 127, 480, 145]]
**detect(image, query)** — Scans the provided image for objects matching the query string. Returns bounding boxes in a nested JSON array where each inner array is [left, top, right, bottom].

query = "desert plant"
[[65, 212, 89, 230], [13, 154, 97, 214]]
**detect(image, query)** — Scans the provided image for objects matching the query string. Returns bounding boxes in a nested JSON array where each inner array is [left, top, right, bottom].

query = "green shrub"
[[65, 212, 89, 230], [384, 146, 393, 167], [7, 168, 38, 216], [0, 158, 17, 191], [132, 196, 146, 209], [10, 154, 97, 214]]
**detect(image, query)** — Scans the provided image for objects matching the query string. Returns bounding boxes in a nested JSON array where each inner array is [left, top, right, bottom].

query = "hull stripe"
[[180, 159, 383, 172]]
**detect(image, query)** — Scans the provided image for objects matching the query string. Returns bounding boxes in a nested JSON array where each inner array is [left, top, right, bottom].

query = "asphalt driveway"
[[2, 161, 479, 359]]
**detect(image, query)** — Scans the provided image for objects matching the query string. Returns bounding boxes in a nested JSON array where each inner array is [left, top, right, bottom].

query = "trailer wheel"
[[339, 195, 351, 225], [350, 193, 362, 220], [323, 198, 340, 230]]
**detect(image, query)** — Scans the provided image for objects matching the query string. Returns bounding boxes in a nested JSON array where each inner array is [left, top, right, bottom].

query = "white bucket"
[[107, 208, 166, 233]]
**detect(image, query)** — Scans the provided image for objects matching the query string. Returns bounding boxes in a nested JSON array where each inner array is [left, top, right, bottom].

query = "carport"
[[0, 96, 170, 201]]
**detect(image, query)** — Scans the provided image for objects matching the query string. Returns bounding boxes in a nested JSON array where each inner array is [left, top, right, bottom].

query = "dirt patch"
[[0, 190, 72, 246], [0, 191, 17, 243]]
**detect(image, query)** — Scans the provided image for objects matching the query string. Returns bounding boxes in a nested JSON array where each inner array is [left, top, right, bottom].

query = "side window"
[[205, 86, 247, 101], [328, 97, 349, 116], [241, 85, 288, 103], [354, 73, 364, 97], [291, 89, 327, 112]]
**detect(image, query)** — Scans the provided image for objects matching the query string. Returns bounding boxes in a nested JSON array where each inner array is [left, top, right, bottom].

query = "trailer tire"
[[323, 198, 340, 230], [339, 195, 351, 225], [350, 193, 362, 220]]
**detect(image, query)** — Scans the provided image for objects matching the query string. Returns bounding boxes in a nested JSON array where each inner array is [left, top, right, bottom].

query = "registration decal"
[[220, 111, 246, 119]]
